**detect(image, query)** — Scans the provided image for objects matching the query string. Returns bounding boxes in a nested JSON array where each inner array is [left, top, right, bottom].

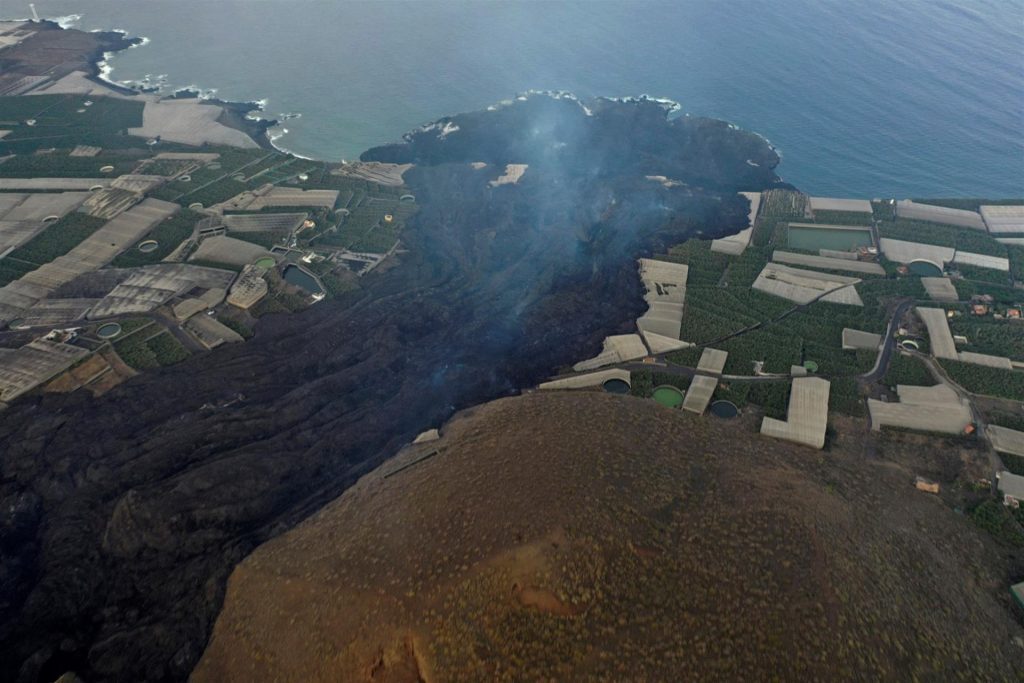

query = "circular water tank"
[[188, 202, 204, 210], [602, 378, 631, 394], [99, 165, 114, 173], [96, 322, 122, 339]]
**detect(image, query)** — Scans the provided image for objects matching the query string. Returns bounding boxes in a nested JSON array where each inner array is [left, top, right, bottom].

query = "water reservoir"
[[602, 378, 630, 394], [97, 322, 122, 339], [710, 400, 739, 418], [283, 265, 322, 294], [652, 385, 684, 408], [908, 260, 942, 276]]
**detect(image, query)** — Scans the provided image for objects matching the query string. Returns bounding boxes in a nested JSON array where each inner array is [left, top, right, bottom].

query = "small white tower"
[[29, 4, 41, 22]]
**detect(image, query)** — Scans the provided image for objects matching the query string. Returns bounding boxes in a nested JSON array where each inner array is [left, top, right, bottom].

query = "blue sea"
[[12, 0, 1024, 197]]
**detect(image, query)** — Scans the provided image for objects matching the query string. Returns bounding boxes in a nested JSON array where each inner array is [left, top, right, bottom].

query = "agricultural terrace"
[[0, 94, 145, 155], [947, 314, 1024, 361], [111, 320, 190, 370], [654, 191, 1024, 395], [877, 218, 1007, 258], [150, 147, 293, 207], [909, 198, 1024, 212], [882, 353, 937, 388], [110, 208, 203, 267], [661, 209, 923, 379], [0, 212, 106, 285], [940, 360, 1024, 402], [308, 173, 419, 254]]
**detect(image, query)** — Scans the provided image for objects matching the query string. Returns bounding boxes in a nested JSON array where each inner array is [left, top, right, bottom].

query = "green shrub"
[[970, 499, 1024, 547], [883, 354, 936, 387]]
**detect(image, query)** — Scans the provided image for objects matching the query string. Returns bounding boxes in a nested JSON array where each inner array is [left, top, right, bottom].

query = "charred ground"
[[0, 95, 783, 681]]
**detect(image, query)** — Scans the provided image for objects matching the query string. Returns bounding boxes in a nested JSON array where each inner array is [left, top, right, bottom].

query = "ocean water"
[[11, 0, 1024, 197]]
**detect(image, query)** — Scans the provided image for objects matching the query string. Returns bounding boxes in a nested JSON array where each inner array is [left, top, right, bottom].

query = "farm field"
[[110, 208, 202, 267], [0, 212, 107, 285], [113, 327, 190, 370]]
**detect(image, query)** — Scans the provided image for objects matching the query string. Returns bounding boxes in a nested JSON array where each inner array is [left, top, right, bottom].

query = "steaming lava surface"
[[194, 392, 1023, 681], [1, 94, 783, 681]]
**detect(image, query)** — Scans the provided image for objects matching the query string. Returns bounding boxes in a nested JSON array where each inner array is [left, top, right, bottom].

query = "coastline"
[[43, 18, 286, 153]]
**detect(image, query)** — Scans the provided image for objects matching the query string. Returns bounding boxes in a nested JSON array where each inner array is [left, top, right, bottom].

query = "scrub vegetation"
[[194, 392, 1024, 682]]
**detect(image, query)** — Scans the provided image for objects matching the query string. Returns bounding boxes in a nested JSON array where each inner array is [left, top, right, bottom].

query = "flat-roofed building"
[[539, 368, 630, 391], [957, 351, 1013, 369], [988, 425, 1024, 458], [227, 264, 269, 310], [711, 191, 761, 255], [921, 277, 958, 303], [760, 377, 830, 449], [878, 238, 954, 268], [996, 470, 1024, 508], [809, 197, 873, 214], [636, 258, 687, 350], [952, 251, 1010, 272], [184, 315, 244, 350], [868, 384, 972, 434], [223, 212, 307, 233], [1012, 581, 1024, 611], [18, 298, 98, 327], [696, 347, 728, 374], [682, 375, 717, 414], [190, 235, 272, 268], [219, 185, 339, 212], [841, 328, 882, 351], [896, 200, 986, 230], [772, 250, 885, 276], [0, 199, 180, 324], [980, 205, 1024, 234], [752, 263, 863, 306], [573, 334, 647, 372], [90, 263, 236, 319], [0, 339, 89, 403], [0, 178, 111, 191], [916, 307, 957, 360]]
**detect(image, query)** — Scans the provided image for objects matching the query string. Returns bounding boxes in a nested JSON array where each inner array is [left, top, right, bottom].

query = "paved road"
[[859, 299, 915, 382]]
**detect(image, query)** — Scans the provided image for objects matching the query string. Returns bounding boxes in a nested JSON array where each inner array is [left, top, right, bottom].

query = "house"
[[1012, 581, 1024, 611], [971, 304, 989, 316], [996, 471, 1024, 508], [914, 476, 940, 494]]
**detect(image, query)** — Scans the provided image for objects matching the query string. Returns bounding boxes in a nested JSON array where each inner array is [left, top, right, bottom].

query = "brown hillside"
[[193, 392, 1023, 682]]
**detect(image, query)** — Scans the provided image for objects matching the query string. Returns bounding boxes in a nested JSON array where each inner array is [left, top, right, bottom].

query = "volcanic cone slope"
[[196, 392, 1023, 682]]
